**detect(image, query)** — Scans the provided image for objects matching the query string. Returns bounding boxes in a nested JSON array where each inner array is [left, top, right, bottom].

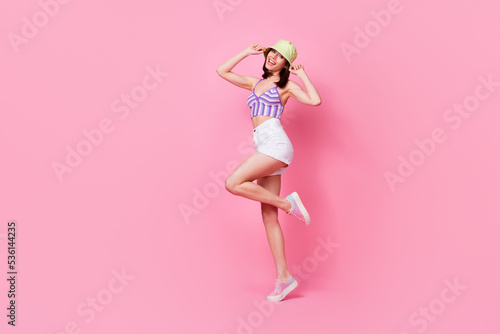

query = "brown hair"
[[261, 48, 290, 88]]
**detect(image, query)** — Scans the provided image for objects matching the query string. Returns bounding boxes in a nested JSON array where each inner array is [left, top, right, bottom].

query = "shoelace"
[[272, 279, 282, 294], [286, 200, 305, 222], [287, 211, 305, 222]]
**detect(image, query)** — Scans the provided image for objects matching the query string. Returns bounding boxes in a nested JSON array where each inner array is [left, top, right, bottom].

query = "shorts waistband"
[[253, 118, 281, 132]]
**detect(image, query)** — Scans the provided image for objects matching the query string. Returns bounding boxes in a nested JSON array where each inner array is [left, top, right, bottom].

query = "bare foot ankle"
[[283, 198, 292, 214], [277, 273, 292, 282]]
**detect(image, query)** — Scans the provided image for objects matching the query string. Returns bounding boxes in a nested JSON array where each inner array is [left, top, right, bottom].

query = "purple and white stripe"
[[247, 85, 284, 119]]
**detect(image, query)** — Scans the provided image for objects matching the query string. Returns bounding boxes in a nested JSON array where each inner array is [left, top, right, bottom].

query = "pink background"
[[1, 0, 500, 333]]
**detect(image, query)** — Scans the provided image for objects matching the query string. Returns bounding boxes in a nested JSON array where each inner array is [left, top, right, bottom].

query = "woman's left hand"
[[289, 64, 305, 75]]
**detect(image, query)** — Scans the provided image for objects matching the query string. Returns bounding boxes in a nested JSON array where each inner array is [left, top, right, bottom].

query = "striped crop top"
[[247, 79, 284, 119]]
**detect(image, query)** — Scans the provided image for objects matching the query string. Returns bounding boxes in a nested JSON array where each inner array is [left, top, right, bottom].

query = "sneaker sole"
[[267, 280, 298, 302], [291, 192, 311, 225]]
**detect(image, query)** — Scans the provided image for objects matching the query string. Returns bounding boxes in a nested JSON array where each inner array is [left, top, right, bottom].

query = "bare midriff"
[[251, 115, 277, 128]]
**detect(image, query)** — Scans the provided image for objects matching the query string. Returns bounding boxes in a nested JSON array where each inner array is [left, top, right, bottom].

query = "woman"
[[216, 39, 321, 302]]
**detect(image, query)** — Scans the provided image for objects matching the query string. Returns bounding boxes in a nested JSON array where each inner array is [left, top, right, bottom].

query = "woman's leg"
[[225, 152, 292, 213], [257, 175, 291, 281]]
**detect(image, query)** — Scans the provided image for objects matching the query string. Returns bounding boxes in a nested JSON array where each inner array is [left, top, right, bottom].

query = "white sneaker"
[[285, 192, 311, 225], [267, 275, 298, 302]]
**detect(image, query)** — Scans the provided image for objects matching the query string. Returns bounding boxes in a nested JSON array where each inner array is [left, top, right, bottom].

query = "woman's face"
[[266, 49, 287, 71]]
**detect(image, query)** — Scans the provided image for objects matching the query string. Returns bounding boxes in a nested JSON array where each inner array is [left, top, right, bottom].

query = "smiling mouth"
[[268, 59, 276, 65]]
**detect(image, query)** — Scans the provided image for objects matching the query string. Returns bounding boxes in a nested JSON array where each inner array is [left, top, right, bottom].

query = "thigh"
[[229, 151, 287, 184]]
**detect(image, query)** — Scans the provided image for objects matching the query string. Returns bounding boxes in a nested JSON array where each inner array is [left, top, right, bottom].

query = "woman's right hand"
[[245, 43, 265, 55]]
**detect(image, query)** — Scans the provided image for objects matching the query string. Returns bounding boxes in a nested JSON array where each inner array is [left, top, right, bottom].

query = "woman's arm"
[[288, 64, 322, 106], [216, 44, 264, 91]]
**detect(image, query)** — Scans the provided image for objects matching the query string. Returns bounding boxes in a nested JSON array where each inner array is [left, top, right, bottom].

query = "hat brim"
[[263, 47, 293, 65]]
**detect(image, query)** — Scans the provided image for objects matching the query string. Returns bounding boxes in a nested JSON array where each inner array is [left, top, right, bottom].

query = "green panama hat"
[[264, 39, 298, 65]]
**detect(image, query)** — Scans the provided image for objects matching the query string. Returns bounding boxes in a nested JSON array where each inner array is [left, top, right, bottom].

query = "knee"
[[225, 175, 240, 195], [261, 206, 278, 224]]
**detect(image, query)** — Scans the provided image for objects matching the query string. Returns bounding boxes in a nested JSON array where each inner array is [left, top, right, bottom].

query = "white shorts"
[[252, 118, 294, 176]]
